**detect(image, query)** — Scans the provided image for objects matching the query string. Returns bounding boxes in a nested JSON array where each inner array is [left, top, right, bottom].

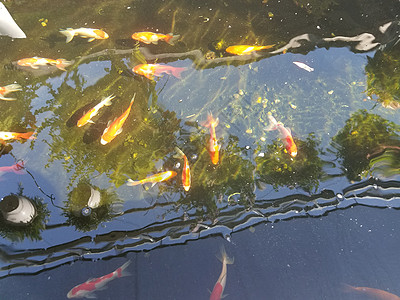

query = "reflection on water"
[[0, 0, 399, 277]]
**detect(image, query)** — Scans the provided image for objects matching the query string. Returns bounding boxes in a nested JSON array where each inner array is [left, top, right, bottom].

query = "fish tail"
[[164, 33, 180, 45], [116, 260, 132, 278], [126, 178, 141, 186], [0, 95, 16, 101], [342, 283, 357, 293], [173, 146, 185, 159], [4, 84, 22, 93], [200, 113, 219, 128], [59, 28, 75, 43], [19, 132, 35, 140], [264, 112, 278, 131], [102, 94, 115, 106], [217, 246, 234, 265], [55, 59, 72, 71], [260, 44, 275, 50], [170, 67, 186, 79]]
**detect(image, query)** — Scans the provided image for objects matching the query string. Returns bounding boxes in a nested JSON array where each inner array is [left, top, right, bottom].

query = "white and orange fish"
[[60, 28, 109, 43], [0, 131, 35, 143], [100, 95, 135, 145], [132, 64, 186, 80], [67, 260, 131, 299], [264, 113, 297, 157], [127, 171, 177, 187], [77, 95, 115, 127], [131, 31, 180, 45], [225, 44, 275, 56], [201, 113, 220, 165], [0, 84, 21, 101], [17, 57, 71, 71], [343, 284, 400, 300], [293, 61, 314, 72], [210, 247, 234, 300], [174, 147, 191, 191]]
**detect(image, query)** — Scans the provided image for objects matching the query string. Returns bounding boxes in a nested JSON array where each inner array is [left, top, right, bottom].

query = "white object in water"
[[293, 61, 314, 72], [0, 3, 26, 38]]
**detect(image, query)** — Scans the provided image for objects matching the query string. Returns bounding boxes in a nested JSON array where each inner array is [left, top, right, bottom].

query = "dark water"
[[0, 0, 399, 299]]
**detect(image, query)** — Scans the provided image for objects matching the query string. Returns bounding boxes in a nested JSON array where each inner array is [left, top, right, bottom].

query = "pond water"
[[0, 0, 399, 299]]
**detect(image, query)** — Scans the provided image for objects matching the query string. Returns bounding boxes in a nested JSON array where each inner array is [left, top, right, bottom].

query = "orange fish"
[[201, 113, 220, 165], [210, 247, 234, 300], [77, 95, 115, 127], [343, 284, 400, 300], [174, 147, 191, 191], [264, 113, 297, 157], [0, 161, 25, 175], [225, 45, 274, 56], [0, 84, 22, 101], [0, 131, 35, 142], [100, 95, 135, 145], [132, 64, 186, 80], [17, 57, 72, 71], [131, 31, 180, 45], [126, 171, 177, 187], [60, 28, 109, 43]]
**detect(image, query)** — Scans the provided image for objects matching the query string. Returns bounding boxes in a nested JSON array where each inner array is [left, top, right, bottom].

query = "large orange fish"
[[77, 95, 115, 127], [210, 247, 234, 300], [131, 31, 180, 45], [343, 284, 400, 300], [60, 28, 109, 43], [225, 45, 274, 56], [0, 131, 35, 142], [0, 84, 22, 101], [132, 64, 186, 80], [264, 113, 297, 157], [201, 113, 220, 165], [126, 171, 177, 187], [17, 57, 71, 71], [100, 95, 135, 145], [174, 147, 191, 191]]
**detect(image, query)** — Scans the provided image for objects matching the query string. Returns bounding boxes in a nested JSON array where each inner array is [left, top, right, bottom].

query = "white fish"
[[0, 3, 26, 38], [293, 61, 314, 72], [59, 28, 109, 43]]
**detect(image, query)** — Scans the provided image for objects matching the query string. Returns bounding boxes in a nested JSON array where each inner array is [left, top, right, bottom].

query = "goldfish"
[[210, 247, 234, 300], [17, 57, 72, 71], [0, 131, 35, 142], [0, 84, 21, 101], [0, 161, 25, 175], [77, 95, 115, 127], [174, 147, 191, 191], [293, 61, 314, 72], [264, 113, 297, 157], [100, 95, 135, 145], [225, 44, 275, 55], [201, 113, 220, 165], [67, 260, 131, 299], [343, 283, 400, 300], [60, 28, 109, 43], [132, 64, 186, 80], [131, 31, 180, 45], [126, 171, 177, 187]]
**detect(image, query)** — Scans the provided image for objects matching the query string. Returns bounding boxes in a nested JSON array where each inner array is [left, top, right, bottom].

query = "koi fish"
[[132, 64, 186, 80], [0, 161, 25, 175], [174, 147, 191, 191], [77, 95, 115, 127], [343, 284, 400, 300], [100, 95, 135, 145], [0, 131, 35, 142], [210, 247, 234, 300], [131, 31, 180, 45], [60, 27, 109, 43], [126, 171, 177, 187], [67, 260, 131, 299], [264, 113, 297, 157], [0, 84, 21, 101], [225, 44, 275, 56], [201, 113, 220, 165], [17, 57, 71, 71], [293, 61, 314, 72]]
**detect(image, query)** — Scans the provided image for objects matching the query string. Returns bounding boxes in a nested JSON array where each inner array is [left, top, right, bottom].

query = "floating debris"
[[293, 61, 314, 72]]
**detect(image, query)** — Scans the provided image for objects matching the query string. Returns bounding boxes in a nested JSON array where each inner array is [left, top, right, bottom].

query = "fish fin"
[[152, 40, 158, 45], [102, 95, 115, 106], [200, 112, 218, 128], [88, 120, 95, 124], [165, 34, 180, 45], [4, 84, 22, 92], [342, 283, 356, 293], [55, 59, 72, 71], [116, 128, 123, 135], [84, 292, 97, 298], [126, 179, 140, 186], [171, 67, 186, 79], [0, 96, 16, 101], [59, 29, 75, 43], [88, 37, 95, 42], [216, 245, 234, 265], [264, 113, 278, 131], [151, 182, 158, 188], [30, 65, 39, 69], [117, 260, 132, 277], [173, 146, 185, 159]]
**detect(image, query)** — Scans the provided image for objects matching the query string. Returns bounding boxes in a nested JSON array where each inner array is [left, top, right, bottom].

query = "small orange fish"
[[17, 57, 72, 71], [131, 31, 180, 45], [201, 113, 220, 165], [60, 28, 109, 43], [132, 64, 186, 80], [0, 131, 35, 142], [264, 113, 297, 157], [0, 84, 22, 101], [225, 45, 275, 55], [100, 95, 135, 145], [174, 147, 191, 191], [343, 284, 400, 300], [210, 247, 234, 300], [77, 95, 115, 127], [126, 171, 177, 187]]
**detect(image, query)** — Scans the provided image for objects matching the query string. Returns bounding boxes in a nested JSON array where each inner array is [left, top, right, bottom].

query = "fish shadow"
[[82, 109, 113, 144], [66, 101, 98, 128]]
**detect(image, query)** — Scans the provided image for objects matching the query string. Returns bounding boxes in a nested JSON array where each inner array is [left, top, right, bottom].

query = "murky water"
[[0, 0, 399, 299]]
